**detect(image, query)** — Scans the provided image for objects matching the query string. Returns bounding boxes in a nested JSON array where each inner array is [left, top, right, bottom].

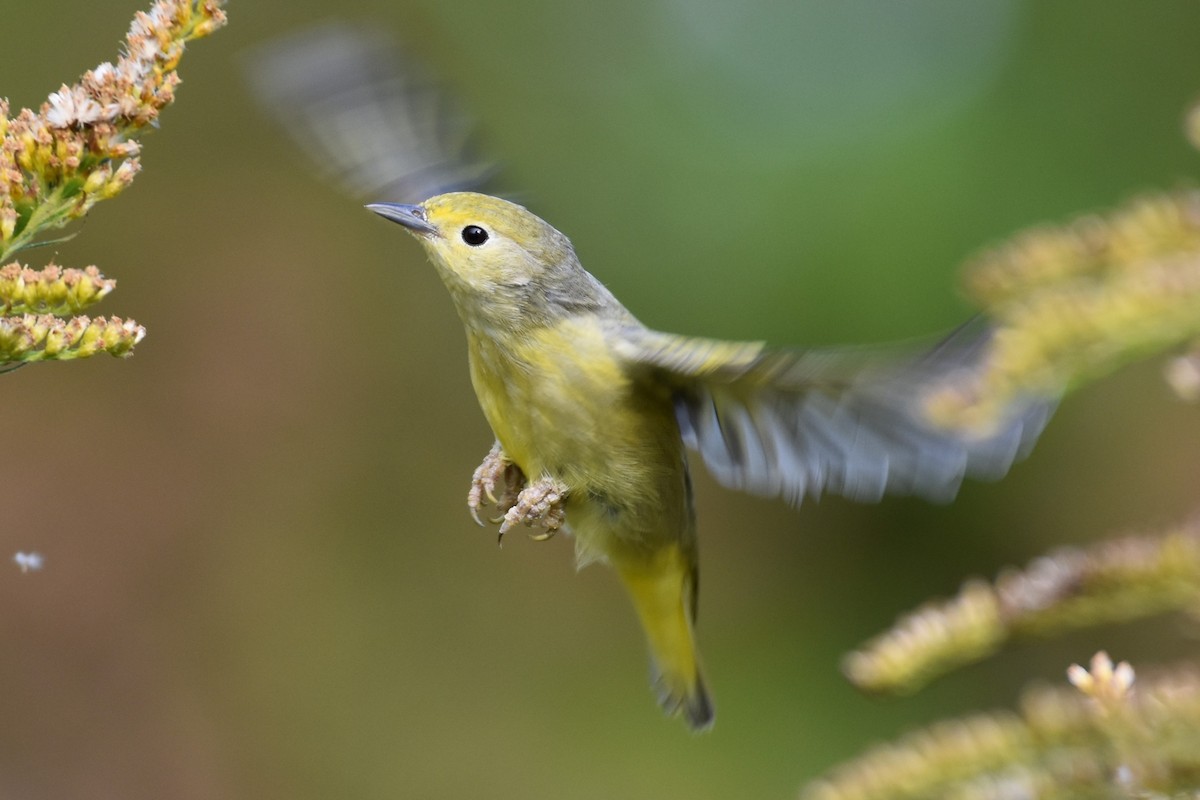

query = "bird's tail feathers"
[[651, 656, 715, 733], [615, 544, 715, 732]]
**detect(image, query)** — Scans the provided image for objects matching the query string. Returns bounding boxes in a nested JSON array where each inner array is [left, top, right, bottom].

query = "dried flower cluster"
[[0, 263, 116, 315], [805, 654, 1200, 800], [1, 0, 227, 259], [843, 517, 1200, 695], [925, 191, 1200, 432], [0, 0, 225, 365], [842, 580, 1000, 696], [0, 314, 144, 362]]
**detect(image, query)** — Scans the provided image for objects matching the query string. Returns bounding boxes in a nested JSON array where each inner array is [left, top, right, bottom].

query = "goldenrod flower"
[[928, 192, 1200, 433], [0, 0, 226, 261], [0, 1, 225, 365], [0, 263, 116, 315], [805, 657, 1200, 800], [0, 314, 144, 363], [844, 517, 1200, 695]]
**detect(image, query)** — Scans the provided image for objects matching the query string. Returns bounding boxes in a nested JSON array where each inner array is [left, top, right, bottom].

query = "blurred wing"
[[616, 324, 1054, 505], [245, 22, 496, 203]]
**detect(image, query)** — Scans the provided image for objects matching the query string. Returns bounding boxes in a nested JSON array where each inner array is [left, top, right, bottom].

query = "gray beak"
[[366, 202, 437, 236]]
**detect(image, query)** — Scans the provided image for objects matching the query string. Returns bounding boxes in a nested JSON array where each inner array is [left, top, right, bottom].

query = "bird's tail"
[[613, 543, 714, 732]]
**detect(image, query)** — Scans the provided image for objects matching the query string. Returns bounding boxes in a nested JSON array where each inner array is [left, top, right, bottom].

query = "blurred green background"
[[3, 1, 1200, 798]]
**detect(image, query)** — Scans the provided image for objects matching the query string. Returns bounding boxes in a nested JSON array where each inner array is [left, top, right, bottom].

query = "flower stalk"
[[926, 192, 1200, 434], [806, 656, 1200, 800], [843, 517, 1200, 696]]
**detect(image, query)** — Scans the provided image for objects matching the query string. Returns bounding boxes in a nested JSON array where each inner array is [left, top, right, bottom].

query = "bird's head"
[[369, 192, 575, 288], [369, 192, 619, 330]]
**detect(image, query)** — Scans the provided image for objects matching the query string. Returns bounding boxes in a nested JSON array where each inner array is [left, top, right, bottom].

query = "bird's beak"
[[366, 202, 438, 236]]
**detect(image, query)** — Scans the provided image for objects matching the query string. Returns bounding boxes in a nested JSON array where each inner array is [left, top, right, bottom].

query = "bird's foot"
[[498, 476, 568, 545], [467, 443, 523, 526]]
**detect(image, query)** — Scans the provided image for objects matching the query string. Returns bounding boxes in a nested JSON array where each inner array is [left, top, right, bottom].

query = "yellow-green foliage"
[[813, 89, 1200, 800], [843, 517, 1200, 696], [806, 654, 1200, 800], [925, 191, 1200, 434]]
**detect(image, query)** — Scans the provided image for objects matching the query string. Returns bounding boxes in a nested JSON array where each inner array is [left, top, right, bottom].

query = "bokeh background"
[[2, 1, 1199, 798]]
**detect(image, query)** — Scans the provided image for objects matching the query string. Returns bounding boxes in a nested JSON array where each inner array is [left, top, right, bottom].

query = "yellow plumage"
[[469, 313, 711, 726], [369, 192, 1051, 731]]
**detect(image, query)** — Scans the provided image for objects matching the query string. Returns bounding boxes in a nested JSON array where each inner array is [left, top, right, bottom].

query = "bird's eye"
[[461, 225, 489, 246]]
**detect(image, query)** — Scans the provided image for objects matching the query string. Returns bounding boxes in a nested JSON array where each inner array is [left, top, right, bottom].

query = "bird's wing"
[[614, 323, 1054, 505], [245, 22, 496, 203]]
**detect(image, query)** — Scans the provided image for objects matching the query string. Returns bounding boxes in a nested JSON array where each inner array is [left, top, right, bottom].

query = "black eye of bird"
[[461, 225, 489, 246]]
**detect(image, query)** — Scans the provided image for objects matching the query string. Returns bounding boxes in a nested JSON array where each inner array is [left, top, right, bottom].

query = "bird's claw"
[[467, 444, 522, 527], [497, 477, 568, 545]]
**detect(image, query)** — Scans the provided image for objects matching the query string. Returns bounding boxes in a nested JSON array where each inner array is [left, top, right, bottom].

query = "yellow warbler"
[[369, 193, 1051, 731]]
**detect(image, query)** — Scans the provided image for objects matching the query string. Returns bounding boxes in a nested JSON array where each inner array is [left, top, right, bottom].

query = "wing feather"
[[620, 324, 1053, 506], [245, 23, 495, 203]]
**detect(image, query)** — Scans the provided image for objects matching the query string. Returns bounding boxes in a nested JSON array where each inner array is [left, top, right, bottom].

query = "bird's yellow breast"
[[465, 314, 687, 542]]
